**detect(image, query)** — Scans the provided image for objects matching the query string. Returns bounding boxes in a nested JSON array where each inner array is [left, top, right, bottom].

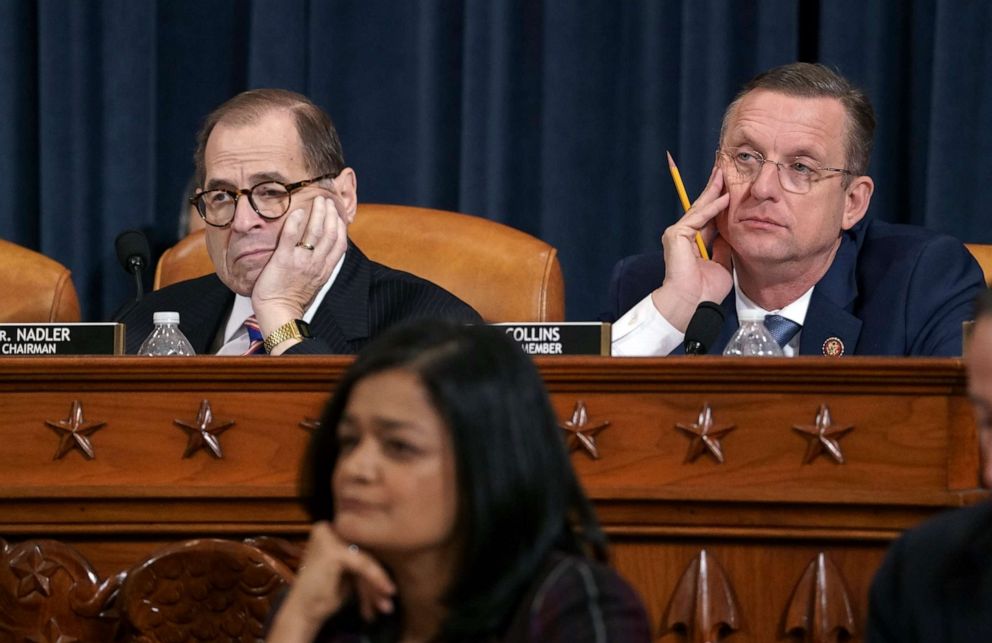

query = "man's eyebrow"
[[248, 171, 288, 185], [726, 135, 760, 151], [204, 178, 235, 191], [785, 147, 827, 162]]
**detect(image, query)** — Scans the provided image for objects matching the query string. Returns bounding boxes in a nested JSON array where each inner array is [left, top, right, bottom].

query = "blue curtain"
[[1, 0, 989, 321]]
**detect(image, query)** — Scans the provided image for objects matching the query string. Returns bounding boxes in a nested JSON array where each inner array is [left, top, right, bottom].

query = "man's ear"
[[332, 168, 358, 224], [841, 175, 873, 230]]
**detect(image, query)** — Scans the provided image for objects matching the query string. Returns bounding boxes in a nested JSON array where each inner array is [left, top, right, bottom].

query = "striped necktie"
[[243, 315, 265, 355], [763, 314, 802, 348]]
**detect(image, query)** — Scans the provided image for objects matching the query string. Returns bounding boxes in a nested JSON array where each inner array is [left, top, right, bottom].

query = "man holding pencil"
[[604, 62, 984, 357]]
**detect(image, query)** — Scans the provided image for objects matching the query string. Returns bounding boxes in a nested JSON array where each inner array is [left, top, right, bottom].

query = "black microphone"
[[112, 230, 151, 322], [683, 301, 726, 355]]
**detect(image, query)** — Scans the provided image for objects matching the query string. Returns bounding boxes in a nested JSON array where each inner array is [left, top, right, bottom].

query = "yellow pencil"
[[666, 151, 710, 260]]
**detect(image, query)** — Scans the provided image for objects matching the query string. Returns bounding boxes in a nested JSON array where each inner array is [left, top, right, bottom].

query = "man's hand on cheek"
[[652, 166, 733, 331], [251, 196, 349, 338]]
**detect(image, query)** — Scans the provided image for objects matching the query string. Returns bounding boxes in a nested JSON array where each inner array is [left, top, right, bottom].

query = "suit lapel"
[[308, 243, 371, 346], [798, 228, 862, 355], [798, 292, 862, 356], [179, 276, 234, 354]]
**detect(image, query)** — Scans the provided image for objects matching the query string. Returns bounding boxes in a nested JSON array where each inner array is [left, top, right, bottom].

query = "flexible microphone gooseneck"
[[111, 229, 151, 322], [683, 301, 726, 355]]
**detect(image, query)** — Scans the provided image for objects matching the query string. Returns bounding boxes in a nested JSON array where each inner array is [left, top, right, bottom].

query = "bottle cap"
[[738, 310, 765, 322], [153, 311, 181, 324]]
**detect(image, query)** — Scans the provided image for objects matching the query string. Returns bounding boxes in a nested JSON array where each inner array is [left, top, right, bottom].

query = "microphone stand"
[[111, 258, 146, 323], [129, 257, 144, 302]]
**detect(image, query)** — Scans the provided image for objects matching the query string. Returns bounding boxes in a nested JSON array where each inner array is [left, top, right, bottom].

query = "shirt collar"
[[733, 268, 814, 327]]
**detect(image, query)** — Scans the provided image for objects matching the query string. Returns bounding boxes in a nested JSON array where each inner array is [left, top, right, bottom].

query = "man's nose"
[[230, 193, 263, 232], [750, 160, 782, 199]]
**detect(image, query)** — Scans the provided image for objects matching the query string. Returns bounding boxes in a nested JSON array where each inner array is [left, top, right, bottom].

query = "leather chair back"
[[965, 243, 992, 286], [154, 204, 565, 322], [0, 238, 81, 322]]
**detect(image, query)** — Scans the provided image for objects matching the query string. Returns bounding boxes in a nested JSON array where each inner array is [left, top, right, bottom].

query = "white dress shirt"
[[215, 252, 346, 355], [610, 270, 813, 357]]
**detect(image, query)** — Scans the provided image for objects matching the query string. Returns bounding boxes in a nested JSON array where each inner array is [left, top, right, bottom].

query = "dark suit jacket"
[[121, 242, 481, 354], [602, 219, 985, 356], [867, 500, 992, 642]]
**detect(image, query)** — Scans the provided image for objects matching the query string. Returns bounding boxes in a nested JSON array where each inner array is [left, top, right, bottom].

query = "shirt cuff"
[[610, 294, 684, 356]]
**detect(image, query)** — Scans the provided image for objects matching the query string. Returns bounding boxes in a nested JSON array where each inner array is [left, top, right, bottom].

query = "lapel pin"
[[822, 337, 844, 356]]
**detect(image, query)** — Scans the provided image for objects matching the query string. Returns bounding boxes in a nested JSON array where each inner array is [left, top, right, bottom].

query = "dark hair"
[[193, 88, 345, 187], [721, 62, 876, 182], [301, 320, 607, 639]]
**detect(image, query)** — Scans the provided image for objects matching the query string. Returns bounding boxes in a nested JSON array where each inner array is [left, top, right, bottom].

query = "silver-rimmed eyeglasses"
[[190, 171, 339, 228], [717, 147, 853, 194]]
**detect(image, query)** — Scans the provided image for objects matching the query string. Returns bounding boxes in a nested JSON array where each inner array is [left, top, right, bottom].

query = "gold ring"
[[295, 242, 315, 251]]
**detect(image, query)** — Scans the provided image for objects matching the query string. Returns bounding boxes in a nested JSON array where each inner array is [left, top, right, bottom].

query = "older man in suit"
[[867, 289, 992, 641], [121, 89, 479, 355], [604, 63, 983, 357]]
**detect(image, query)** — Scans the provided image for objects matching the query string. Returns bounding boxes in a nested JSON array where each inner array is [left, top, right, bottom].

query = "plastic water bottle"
[[722, 311, 784, 357], [137, 312, 195, 356]]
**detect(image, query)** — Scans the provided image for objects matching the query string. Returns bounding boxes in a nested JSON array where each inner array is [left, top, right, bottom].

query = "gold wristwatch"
[[263, 319, 312, 353]]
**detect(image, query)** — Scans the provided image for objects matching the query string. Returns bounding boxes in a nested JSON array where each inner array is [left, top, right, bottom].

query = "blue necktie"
[[243, 315, 265, 355], [764, 314, 802, 348]]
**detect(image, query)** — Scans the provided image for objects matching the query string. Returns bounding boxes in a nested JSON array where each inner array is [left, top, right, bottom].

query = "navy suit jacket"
[[867, 500, 992, 642], [602, 219, 985, 356], [120, 242, 481, 354]]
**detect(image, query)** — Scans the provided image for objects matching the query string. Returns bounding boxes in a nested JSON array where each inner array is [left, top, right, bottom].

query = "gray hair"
[[193, 88, 345, 187], [720, 63, 875, 181]]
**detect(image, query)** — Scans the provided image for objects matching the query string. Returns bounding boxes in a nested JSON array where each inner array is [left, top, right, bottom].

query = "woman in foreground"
[[267, 320, 650, 642]]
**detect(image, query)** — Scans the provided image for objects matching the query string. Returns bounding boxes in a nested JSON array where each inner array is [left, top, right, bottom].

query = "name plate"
[[492, 322, 611, 356], [0, 323, 125, 356]]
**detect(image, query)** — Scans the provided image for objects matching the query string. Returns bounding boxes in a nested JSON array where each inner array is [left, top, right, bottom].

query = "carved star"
[[10, 544, 60, 598], [676, 404, 736, 463], [793, 404, 853, 464], [44, 400, 105, 460], [174, 400, 234, 459], [560, 401, 610, 459], [299, 417, 322, 432]]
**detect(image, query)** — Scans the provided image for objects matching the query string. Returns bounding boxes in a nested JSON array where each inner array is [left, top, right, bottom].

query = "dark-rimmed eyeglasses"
[[717, 147, 853, 194], [189, 171, 340, 228]]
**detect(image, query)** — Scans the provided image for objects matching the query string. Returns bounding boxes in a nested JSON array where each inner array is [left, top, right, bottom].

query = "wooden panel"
[[613, 539, 886, 642], [557, 391, 951, 500], [0, 356, 986, 642], [1, 392, 320, 489]]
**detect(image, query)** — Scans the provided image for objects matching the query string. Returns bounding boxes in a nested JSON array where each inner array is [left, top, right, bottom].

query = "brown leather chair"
[[0, 238, 81, 322], [154, 204, 566, 322], [966, 243, 992, 286]]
